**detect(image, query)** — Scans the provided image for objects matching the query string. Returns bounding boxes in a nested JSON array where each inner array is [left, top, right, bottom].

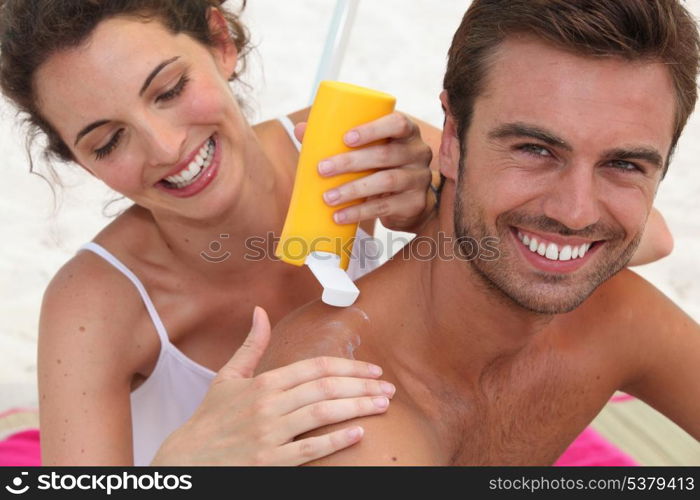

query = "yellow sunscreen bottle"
[[275, 81, 396, 307]]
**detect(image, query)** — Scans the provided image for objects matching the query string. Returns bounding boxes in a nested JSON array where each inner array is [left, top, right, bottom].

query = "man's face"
[[448, 36, 676, 314]]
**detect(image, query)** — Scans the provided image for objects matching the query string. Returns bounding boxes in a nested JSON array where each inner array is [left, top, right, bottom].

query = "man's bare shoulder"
[[258, 299, 445, 465], [570, 268, 692, 329], [259, 300, 370, 372], [558, 268, 698, 386]]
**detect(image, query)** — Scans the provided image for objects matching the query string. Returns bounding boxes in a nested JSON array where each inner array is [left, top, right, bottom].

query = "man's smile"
[[510, 227, 603, 274]]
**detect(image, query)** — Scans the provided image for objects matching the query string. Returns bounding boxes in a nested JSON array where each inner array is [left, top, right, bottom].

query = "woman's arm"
[[151, 307, 395, 465], [627, 207, 674, 266], [38, 256, 139, 465]]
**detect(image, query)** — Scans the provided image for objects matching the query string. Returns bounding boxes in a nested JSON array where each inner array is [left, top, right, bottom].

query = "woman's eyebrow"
[[74, 56, 180, 146], [139, 56, 180, 96], [74, 119, 110, 146]]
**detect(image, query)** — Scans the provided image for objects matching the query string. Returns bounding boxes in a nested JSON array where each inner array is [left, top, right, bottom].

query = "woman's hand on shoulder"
[[295, 112, 440, 233], [151, 307, 395, 466]]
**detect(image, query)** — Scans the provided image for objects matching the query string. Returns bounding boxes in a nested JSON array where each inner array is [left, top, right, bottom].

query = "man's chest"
[[425, 344, 619, 465]]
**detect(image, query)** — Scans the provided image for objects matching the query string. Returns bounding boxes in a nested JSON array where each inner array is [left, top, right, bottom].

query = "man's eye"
[[517, 144, 551, 157], [156, 74, 190, 103], [94, 129, 124, 160], [609, 160, 642, 173]]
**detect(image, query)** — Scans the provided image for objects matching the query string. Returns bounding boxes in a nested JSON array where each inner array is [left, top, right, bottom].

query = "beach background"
[[0, 1, 698, 463]]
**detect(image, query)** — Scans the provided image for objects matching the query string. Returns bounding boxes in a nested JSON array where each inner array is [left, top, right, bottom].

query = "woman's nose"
[[140, 116, 186, 167]]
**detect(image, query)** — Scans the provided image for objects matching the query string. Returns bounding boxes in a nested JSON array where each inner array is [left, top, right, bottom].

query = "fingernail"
[[373, 396, 389, 409], [344, 130, 360, 145], [368, 364, 383, 376], [346, 426, 364, 440], [381, 381, 396, 397], [324, 189, 340, 204], [318, 161, 333, 176], [251, 306, 261, 327], [333, 211, 347, 223]]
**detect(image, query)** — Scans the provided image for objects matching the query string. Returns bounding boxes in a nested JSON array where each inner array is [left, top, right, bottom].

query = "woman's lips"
[[155, 135, 221, 198]]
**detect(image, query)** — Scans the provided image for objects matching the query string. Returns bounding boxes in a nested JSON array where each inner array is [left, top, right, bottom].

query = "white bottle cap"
[[305, 251, 360, 307]]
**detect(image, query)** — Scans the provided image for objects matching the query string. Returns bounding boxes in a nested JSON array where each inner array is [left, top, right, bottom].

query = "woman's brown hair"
[[0, 0, 249, 168]]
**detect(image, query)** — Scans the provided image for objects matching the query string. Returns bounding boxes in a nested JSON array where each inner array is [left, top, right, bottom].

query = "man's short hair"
[[443, 0, 700, 176]]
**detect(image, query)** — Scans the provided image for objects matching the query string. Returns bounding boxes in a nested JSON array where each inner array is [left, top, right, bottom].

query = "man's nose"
[[140, 115, 186, 167], [541, 164, 601, 231]]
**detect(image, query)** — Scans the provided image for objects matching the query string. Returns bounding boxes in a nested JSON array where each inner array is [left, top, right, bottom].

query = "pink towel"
[[0, 423, 636, 466], [555, 426, 637, 466], [0, 429, 41, 467]]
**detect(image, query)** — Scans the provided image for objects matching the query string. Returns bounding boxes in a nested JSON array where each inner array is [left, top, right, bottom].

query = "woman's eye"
[[518, 144, 551, 157], [94, 128, 124, 160], [156, 74, 190, 103]]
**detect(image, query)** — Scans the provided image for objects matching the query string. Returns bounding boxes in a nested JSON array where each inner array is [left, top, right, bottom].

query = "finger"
[[318, 142, 431, 176], [271, 426, 364, 466], [343, 111, 417, 147], [279, 396, 390, 440], [334, 191, 426, 225], [254, 356, 383, 392], [217, 306, 271, 380], [324, 167, 428, 207], [293, 122, 307, 143], [274, 377, 396, 415]]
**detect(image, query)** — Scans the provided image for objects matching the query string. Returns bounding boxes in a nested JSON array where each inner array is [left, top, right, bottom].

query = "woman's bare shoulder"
[[39, 232, 159, 381]]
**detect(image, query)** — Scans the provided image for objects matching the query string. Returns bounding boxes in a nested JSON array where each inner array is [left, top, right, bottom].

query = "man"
[[259, 0, 700, 465]]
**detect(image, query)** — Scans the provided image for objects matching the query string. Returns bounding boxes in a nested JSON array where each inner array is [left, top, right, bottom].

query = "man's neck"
[[375, 193, 556, 386]]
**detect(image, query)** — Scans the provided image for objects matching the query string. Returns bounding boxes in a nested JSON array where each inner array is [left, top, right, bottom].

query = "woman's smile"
[[155, 134, 221, 198]]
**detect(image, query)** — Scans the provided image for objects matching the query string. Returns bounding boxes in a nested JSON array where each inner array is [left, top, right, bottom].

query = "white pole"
[[309, 0, 361, 104]]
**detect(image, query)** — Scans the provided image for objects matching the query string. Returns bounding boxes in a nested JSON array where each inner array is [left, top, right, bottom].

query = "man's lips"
[[515, 227, 596, 248], [510, 226, 603, 273]]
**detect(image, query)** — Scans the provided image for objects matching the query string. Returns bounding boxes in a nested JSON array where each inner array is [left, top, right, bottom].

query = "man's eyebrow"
[[601, 147, 665, 170], [74, 56, 180, 147], [488, 122, 573, 151], [139, 56, 180, 96]]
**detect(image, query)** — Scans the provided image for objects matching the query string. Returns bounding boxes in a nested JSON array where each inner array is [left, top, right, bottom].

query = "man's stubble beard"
[[452, 154, 643, 315]]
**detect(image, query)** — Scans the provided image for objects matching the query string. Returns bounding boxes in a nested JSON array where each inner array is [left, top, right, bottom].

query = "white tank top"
[[79, 117, 382, 465]]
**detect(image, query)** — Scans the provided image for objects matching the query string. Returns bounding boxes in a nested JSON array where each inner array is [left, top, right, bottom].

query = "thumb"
[[217, 306, 271, 380], [293, 122, 307, 143]]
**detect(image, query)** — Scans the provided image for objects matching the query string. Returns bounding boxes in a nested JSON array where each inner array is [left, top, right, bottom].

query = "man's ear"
[[438, 90, 460, 181], [207, 7, 239, 79]]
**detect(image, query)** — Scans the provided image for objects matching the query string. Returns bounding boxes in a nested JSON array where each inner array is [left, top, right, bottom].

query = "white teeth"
[[517, 230, 593, 262], [529, 238, 538, 252], [545, 243, 558, 260], [164, 137, 215, 188], [571, 246, 579, 259], [559, 245, 572, 261], [579, 243, 589, 258]]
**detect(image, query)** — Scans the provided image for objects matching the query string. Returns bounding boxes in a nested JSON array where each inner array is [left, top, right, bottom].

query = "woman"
[[1, 0, 439, 465]]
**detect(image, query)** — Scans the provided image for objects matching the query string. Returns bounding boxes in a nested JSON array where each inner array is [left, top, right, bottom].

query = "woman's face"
[[34, 14, 247, 220]]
